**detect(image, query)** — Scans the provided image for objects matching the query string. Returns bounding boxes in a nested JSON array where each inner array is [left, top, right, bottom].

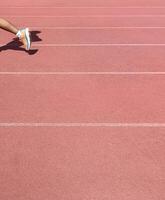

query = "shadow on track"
[[0, 31, 42, 55]]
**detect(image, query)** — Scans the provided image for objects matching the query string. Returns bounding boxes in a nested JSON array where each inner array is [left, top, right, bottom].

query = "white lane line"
[[2, 43, 165, 47], [0, 123, 165, 127], [3, 6, 165, 8], [31, 44, 165, 47], [2, 43, 165, 48], [3, 15, 165, 18], [0, 72, 165, 75], [29, 26, 165, 29]]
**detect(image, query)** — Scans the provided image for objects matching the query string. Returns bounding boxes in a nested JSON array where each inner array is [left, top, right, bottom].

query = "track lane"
[[3, 29, 165, 44], [4, 16, 165, 27], [1, 0, 165, 6], [0, 127, 164, 200], [2, 7, 165, 16], [1, 46, 165, 72], [0, 75, 165, 122]]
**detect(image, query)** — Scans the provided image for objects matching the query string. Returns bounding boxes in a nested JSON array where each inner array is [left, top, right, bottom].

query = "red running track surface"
[[0, 1, 165, 200]]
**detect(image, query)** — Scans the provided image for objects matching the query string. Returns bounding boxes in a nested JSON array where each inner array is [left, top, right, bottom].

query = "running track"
[[0, 1, 165, 200]]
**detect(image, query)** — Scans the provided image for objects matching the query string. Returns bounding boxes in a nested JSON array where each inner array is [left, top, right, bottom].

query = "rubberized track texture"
[[0, 1, 165, 200]]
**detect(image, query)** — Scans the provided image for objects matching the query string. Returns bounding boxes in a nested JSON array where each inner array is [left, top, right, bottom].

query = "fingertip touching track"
[[0, 1, 165, 200]]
